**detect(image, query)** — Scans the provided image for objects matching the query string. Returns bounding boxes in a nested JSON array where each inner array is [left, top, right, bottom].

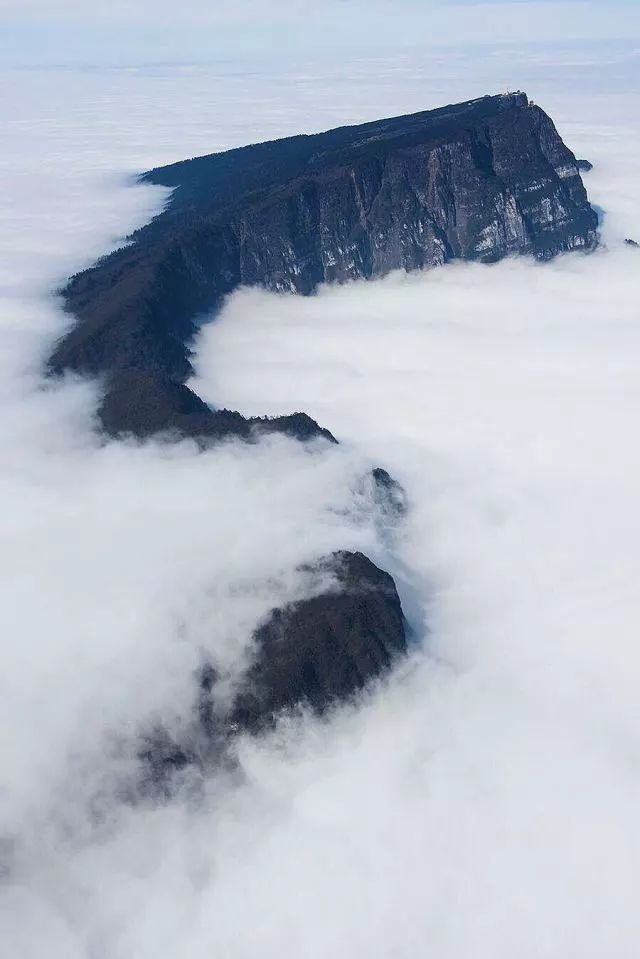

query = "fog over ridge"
[[2, 52, 640, 957]]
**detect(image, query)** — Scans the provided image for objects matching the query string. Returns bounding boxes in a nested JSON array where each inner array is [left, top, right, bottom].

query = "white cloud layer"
[[1, 42, 640, 959]]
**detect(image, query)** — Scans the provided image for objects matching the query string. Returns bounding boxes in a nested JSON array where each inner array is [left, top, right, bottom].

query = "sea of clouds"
[[1, 42, 640, 957]]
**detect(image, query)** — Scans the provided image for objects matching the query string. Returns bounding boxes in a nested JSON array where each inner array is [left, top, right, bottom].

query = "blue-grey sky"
[[2, 0, 640, 66]]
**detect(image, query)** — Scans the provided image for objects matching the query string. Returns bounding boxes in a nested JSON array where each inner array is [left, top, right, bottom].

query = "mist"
[[2, 36, 640, 959]]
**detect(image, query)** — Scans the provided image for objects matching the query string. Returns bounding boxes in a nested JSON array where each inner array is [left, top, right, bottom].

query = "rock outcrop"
[[49, 92, 597, 441], [98, 368, 336, 442], [139, 551, 407, 791], [230, 550, 407, 731]]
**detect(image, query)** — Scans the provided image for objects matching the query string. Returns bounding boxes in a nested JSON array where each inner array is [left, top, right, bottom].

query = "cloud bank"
[[2, 44, 640, 959]]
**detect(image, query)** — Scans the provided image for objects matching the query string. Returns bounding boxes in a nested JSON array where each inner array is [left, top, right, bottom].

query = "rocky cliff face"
[[49, 92, 597, 441]]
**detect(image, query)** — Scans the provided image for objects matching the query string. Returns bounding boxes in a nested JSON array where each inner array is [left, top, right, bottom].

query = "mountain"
[[49, 92, 597, 441], [46, 94, 597, 756], [140, 551, 408, 792], [230, 550, 408, 731]]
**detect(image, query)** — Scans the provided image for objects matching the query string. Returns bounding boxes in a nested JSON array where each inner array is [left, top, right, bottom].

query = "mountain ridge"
[[45, 92, 599, 754]]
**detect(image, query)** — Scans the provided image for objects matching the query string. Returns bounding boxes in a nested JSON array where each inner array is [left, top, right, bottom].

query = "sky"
[[2, 0, 640, 64], [1, 3, 640, 957]]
